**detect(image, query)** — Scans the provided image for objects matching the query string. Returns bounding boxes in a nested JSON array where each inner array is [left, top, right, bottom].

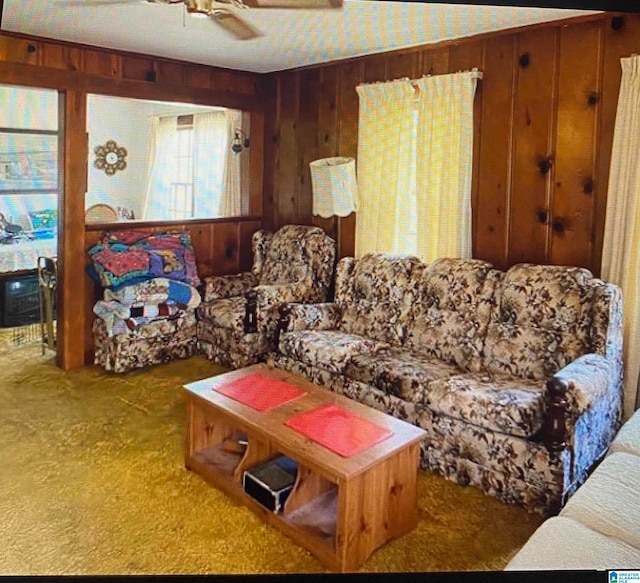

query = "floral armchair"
[[196, 224, 336, 368]]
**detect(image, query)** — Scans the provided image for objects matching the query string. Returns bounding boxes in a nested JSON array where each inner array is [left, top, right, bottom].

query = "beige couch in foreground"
[[506, 409, 640, 569]]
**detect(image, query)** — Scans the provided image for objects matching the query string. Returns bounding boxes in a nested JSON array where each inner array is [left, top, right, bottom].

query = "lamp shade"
[[309, 157, 359, 218]]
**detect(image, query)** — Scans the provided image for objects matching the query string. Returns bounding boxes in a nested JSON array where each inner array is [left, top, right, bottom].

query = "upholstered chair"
[[196, 224, 336, 368]]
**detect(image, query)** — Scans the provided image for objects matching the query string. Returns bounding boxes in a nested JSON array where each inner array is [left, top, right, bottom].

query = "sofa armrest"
[[203, 272, 258, 302], [542, 354, 613, 453]]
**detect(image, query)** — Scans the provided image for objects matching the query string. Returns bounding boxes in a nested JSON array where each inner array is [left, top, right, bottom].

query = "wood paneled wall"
[[0, 31, 267, 369], [264, 12, 640, 275]]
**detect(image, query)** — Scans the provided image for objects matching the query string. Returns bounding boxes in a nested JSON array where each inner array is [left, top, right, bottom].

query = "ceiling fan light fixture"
[[185, 0, 210, 17]]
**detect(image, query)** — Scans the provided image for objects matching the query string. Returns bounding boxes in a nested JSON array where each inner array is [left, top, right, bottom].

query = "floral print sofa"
[[268, 254, 624, 515], [197, 225, 336, 368]]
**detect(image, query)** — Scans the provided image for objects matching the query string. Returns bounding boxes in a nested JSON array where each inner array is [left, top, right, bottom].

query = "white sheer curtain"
[[220, 109, 243, 216], [355, 79, 415, 256], [601, 54, 640, 420], [192, 111, 228, 217], [355, 72, 478, 259], [143, 116, 177, 220], [414, 72, 478, 262]]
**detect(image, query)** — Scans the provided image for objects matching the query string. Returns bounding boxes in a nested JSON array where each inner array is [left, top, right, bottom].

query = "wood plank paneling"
[[274, 71, 301, 228], [297, 69, 321, 223], [337, 63, 363, 258], [551, 21, 602, 269], [386, 52, 417, 81], [121, 55, 156, 82], [155, 60, 185, 86], [83, 49, 120, 78], [422, 46, 450, 76], [185, 66, 212, 90], [312, 66, 340, 238], [363, 54, 386, 83], [337, 62, 363, 160], [475, 35, 516, 270], [210, 222, 243, 276], [0, 35, 41, 65], [42, 44, 82, 71], [508, 27, 559, 266]]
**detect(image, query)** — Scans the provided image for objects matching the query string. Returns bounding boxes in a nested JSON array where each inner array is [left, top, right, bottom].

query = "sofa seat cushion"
[[505, 516, 640, 570], [561, 452, 640, 550], [426, 373, 545, 438], [343, 348, 460, 402], [278, 330, 386, 374], [197, 297, 246, 330]]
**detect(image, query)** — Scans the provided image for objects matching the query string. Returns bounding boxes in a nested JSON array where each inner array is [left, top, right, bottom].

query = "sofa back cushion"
[[482, 263, 595, 380], [403, 258, 498, 372], [338, 253, 422, 344]]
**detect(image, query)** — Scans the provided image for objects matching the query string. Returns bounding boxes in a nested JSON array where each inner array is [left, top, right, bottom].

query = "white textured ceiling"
[[1, 1, 600, 73]]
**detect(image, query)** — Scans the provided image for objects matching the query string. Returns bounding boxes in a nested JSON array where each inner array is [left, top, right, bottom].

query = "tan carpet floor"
[[0, 338, 543, 574]]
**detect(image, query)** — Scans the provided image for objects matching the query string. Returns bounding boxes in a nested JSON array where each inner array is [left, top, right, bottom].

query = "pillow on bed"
[[28, 209, 58, 239], [29, 209, 58, 231]]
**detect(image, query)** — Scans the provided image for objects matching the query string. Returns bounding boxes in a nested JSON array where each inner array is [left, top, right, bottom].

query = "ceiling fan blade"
[[61, 0, 182, 6], [239, 0, 342, 8], [211, 9, 263, 40], [60, 0, 143, 6]]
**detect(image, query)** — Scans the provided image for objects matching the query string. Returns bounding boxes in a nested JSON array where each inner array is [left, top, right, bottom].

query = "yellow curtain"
[[414, 72, 478, 262], [601, 55, 640, 420], [354, 79, 415, 256]]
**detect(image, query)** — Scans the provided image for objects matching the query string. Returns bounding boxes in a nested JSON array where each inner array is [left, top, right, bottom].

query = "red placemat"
[[214, 373, 306, 412], [285, 403, 393, 457]]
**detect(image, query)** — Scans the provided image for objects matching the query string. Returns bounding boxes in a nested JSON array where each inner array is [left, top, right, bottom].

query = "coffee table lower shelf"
[[186, 449, 342, 570]]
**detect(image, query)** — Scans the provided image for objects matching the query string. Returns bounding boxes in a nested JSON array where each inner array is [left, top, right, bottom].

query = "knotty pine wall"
[[264, 11, 640, 275], [0, 31, 266, 369]]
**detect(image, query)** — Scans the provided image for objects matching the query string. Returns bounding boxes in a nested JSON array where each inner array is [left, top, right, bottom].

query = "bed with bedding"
[[0, 208, 57, 273]]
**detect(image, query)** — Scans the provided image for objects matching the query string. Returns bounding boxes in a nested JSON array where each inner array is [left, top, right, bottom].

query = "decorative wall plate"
[[94, 140, 127, 175]]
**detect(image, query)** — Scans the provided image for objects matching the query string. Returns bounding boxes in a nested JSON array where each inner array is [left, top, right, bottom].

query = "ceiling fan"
[[72, 0, 344, 41]]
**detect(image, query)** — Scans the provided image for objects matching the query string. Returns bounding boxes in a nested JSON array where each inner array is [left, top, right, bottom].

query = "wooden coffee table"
[[182, 364, 426, 572]]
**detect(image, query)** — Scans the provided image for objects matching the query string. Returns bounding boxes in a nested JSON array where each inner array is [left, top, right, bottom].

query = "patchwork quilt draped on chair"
[[89, 230, 201, 373]]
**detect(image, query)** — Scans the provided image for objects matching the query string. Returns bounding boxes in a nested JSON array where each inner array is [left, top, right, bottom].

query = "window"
[[0, 84, 59, 274], [168, 116, 194, 220]]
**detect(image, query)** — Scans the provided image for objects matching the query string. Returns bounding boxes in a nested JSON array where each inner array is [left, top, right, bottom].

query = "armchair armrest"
[[203, 272, 258, 302], [542, 354, 613, 453], [242, 282, 314, 334]]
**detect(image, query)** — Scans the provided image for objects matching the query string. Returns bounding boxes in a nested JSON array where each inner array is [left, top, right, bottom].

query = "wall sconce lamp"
[[231, 128, 250, 154], [309, 157, 359, 218]]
